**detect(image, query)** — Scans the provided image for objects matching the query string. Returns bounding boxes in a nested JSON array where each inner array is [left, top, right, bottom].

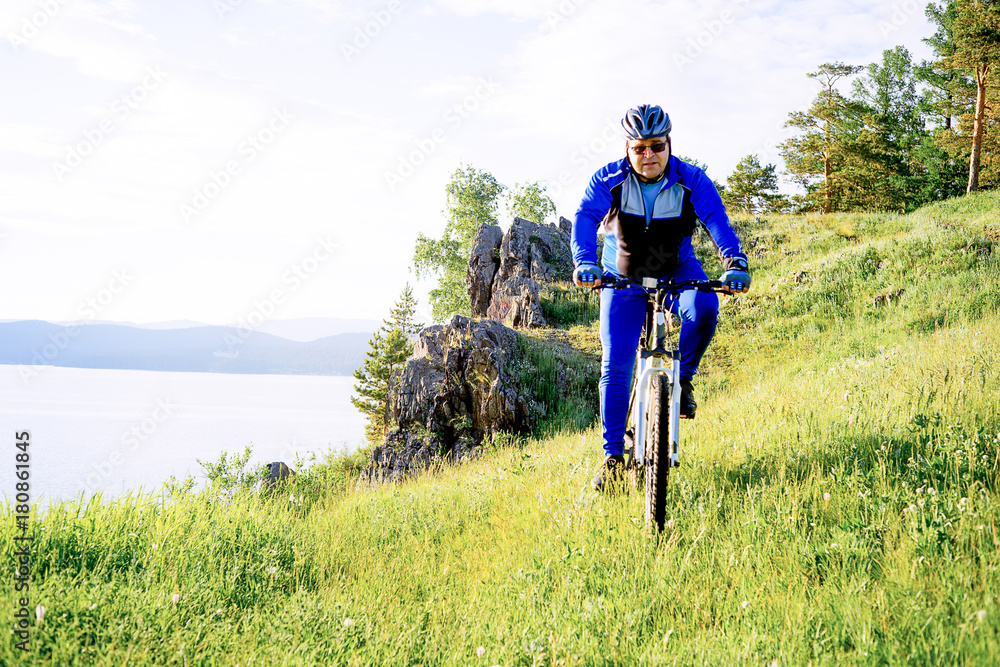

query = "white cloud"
[[0, 0, 942, 323], [434, 0, 590, 21]]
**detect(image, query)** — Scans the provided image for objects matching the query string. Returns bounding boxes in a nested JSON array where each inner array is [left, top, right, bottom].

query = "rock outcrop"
[[356, 216, 594, 487], [357, 315, 532, 486], [467, 224, 503, 317], [467, 216, 574, 328]]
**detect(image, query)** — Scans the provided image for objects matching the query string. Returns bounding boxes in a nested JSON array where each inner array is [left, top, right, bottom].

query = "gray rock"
[[467, 224, 503, 317], [264, 461, 295, 490], [356, 431, 440, 486], [485, 217, 573, 328], [358, 315, 533, 487]]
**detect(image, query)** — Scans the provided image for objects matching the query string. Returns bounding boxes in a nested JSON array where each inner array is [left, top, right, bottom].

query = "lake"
[[0, 364, 365, 504]]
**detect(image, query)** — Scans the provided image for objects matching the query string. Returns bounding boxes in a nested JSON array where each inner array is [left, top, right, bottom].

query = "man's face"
[[627, 136, 670, 181]]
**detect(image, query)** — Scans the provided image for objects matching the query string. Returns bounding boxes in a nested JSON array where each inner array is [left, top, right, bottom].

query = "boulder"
[[467, 224, 503, 317], [263, 461, 295, 490], [357, 315, 531, 487], [355, 431, 440, 486], [484, 217, 573, 328]]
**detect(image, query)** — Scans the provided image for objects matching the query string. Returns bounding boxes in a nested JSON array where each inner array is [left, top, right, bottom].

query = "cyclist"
[[571, 104, 751, 492]]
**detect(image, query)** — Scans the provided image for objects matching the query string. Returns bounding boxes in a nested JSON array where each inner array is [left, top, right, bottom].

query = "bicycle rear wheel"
[[645, 373, 671, 531]]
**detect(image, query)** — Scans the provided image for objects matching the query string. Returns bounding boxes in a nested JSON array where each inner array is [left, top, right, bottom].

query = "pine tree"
[[780, 62, 865, 213], [351, 285, 422, 444], [387, 283, 423, 338], [721, 155, 788, 215], [944, 0, 1000, 193]]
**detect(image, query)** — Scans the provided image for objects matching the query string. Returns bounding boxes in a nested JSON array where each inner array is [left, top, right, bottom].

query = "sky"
[[0, 0, 936, 328]]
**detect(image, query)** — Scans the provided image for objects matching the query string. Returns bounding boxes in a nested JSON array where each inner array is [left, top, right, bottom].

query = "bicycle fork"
[[632, 308, 682, 468]]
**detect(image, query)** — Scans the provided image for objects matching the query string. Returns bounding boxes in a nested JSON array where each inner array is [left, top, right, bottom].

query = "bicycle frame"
[[597, 275, 724, 471], [632, 277, 681, 468]]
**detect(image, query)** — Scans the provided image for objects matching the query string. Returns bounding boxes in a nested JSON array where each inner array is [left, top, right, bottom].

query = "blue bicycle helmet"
[[621, 104, 672, 139]]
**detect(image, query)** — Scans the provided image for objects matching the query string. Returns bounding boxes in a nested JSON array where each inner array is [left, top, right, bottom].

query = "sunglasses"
[[629, 142, 668, 155]]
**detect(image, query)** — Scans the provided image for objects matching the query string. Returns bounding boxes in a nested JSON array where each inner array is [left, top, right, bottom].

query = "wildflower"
[[977, 610, 987, 623], [823, 492, 831, 501], [848, 414, 855, 426], [266, 566, 278, 575], [741, 601, 750, 609], [928, 487, 937, 496], [289, 493, 295, 502], [152, 543, 158, 549], [90, 603, 97, 610], [476, 646, 486, 658], [215, 609, 223, 615], [666, 519, 675, 530], [344, 618, 355, 627], [172, 594, 180, 605], [36, 605, 45, 623]]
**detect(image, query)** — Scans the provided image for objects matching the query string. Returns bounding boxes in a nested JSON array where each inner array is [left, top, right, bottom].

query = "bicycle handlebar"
[[594, 275, 726, 294]]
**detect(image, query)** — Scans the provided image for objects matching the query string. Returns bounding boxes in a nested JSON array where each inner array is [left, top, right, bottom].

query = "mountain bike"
[[598, 275, 726, 531]]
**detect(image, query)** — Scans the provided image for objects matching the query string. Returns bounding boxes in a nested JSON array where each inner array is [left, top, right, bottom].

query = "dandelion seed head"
[[741, 600, 749, 609], [476, 646, 486, 658], [977, 610, 987, 623], [344, 618, 354, 627], [266, 566, 278, 575], [823, 492, 831, 501]]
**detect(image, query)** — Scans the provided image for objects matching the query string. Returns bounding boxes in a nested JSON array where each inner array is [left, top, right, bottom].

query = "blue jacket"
[[572, 155, 745, 278]]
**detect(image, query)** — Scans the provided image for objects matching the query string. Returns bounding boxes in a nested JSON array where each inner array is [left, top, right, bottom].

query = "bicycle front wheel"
[[645, 373, 671, 531]]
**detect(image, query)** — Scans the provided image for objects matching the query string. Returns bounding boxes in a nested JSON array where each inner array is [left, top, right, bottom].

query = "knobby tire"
[[645, 374, 670, 532]]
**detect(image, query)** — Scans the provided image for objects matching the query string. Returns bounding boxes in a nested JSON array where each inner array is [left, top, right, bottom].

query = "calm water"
[[0, 365, 365, 504]]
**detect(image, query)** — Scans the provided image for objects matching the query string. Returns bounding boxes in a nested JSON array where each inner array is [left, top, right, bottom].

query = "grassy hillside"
[[3, 193, 1000, 665]]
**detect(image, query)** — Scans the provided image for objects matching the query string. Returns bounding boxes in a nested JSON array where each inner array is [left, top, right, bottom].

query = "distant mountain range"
[[0, 320, 374, 376]]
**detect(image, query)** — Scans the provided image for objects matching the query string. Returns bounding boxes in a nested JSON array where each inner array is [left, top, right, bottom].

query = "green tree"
[[506, 181, 557, 224], [943, 0, 1000, 193], [412, 165, 505, 321], [780, 62, 865, 213], [850, 46, 929, 210], [917, 2, 975, 200], [675, 154, 726, 194], [921, 2, 964, 131], [351, 285, 421, 444], [721, 154, 788, 214], [387, 282, 423, 337]]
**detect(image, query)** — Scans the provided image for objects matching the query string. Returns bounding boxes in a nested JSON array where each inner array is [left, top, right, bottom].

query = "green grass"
[[4, 192, 1000, 665]]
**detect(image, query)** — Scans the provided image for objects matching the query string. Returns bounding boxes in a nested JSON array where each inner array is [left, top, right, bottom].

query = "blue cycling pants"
[[598, 257, 719, 457]]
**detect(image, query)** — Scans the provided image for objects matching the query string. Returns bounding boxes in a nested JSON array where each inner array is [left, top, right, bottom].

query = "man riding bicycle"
[[570, 104, 752, 492]]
